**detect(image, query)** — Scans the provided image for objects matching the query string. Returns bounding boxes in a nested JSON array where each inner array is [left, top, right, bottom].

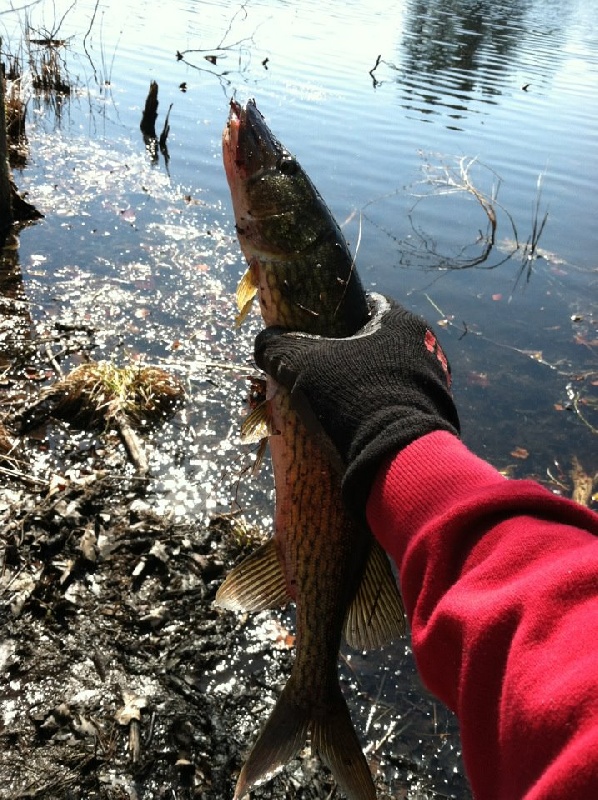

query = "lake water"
[[2, 0, 597, 796]]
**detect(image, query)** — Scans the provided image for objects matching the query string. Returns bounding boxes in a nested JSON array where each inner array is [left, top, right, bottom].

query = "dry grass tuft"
[[42, 360, 185, 430]]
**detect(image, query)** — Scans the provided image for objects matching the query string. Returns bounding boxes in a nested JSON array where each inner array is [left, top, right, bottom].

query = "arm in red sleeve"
[[366, 430, 598, 800]]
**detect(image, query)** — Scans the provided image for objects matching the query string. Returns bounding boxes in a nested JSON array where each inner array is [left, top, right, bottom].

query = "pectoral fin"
[[344, 539, 406, 650], [240, 399, 275, 475], [215, 538, 291, 611]]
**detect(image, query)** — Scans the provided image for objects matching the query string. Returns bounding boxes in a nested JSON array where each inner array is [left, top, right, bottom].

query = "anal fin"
[[344, 538, 406, 650]]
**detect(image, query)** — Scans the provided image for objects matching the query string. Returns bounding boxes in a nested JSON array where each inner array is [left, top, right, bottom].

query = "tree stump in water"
[[0, 54, 13, 234], [140, 81, 171, 162], [140, 80, 159, 160], [140, 80, 159, 138], [0, 46, 43, 239]]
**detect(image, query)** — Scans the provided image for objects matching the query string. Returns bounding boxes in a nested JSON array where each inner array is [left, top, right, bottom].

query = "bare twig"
[[82, 0, 100, 50], [216, 1, 248, 49], [572, 390, 598, 436], [362, 154, 519, 273], [0, 0, 43, 16], [159, 102, 173, 158], [0, 465, 47, 486], [113, 409, 149, 476], [369, 54, 382, 87], [44, 342, 63, 377], [511, 170, 549, 293]]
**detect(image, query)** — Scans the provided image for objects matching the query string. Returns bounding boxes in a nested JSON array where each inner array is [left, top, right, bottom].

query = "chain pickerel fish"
[[216, 99, 405, 800]]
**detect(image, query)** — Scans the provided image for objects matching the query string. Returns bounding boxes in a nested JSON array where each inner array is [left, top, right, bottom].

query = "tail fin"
[[311, 683, 377, 800], [234, 675, 376, 800], [233, 677, 309, 799]]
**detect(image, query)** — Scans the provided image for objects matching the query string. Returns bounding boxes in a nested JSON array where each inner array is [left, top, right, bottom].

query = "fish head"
[[224, 98, 332, 258], [223, 100, 369, 334], [223, 99, 287, 186], [222, 100, 368, 336]]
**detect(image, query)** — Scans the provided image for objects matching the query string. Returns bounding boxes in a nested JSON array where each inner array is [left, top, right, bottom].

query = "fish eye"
[[277, 154, 298, 176]]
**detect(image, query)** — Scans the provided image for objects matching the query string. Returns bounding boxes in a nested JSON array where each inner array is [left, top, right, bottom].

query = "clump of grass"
[[512, 172, 549, 290], [20, 361, 185, 476], [6, 77, 27, 141], [46, 360, 184, 430]]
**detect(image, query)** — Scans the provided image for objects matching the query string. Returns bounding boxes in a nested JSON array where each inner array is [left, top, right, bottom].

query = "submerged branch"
[[572, 390, 598, 436], [424, 292, 563, 372], [113, 409, 149, 476], [361, 154, 519, 274], [412, 155, 508, 270]]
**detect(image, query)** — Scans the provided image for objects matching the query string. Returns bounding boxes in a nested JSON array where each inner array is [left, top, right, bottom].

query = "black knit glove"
[[254, 293, 460, 515]]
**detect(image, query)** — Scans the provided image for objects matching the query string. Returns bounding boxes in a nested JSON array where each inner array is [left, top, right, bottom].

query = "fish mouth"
[[224, 99, 285, 181]]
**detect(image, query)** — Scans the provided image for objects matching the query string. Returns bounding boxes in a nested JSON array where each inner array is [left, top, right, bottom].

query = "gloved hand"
[[254, 293, 460, 515]]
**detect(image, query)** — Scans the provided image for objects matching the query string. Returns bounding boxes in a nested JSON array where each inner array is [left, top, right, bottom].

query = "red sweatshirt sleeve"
[[366, 430, 598, 800]]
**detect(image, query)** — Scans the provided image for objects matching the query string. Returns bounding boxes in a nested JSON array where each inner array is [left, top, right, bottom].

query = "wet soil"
[[0, 313, 470, 800], [0, 430, 335, 800], [3, 232, 446, 800]]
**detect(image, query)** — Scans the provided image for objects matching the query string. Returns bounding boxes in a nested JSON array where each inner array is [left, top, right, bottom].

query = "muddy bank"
[[1, 462, 246, 799], [0, 440, 468, 800], [0, 314, 468, 799], [0, 461, 351, 799]]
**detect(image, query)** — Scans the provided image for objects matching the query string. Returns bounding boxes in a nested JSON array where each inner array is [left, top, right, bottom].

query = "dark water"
[[4, 0, 596, 478], [1, 0, 597, 796]]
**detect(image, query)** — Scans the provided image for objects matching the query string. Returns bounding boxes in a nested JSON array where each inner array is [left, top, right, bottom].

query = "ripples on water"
[[1, 1, 596, 796]]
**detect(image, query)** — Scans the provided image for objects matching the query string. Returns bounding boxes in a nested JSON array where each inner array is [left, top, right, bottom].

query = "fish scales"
[[272, 391, 365, 682], [217, 99, 405, 800]]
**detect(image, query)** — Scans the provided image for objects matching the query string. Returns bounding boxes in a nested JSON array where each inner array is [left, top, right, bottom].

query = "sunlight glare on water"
[[2, 1, 597, 796]]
